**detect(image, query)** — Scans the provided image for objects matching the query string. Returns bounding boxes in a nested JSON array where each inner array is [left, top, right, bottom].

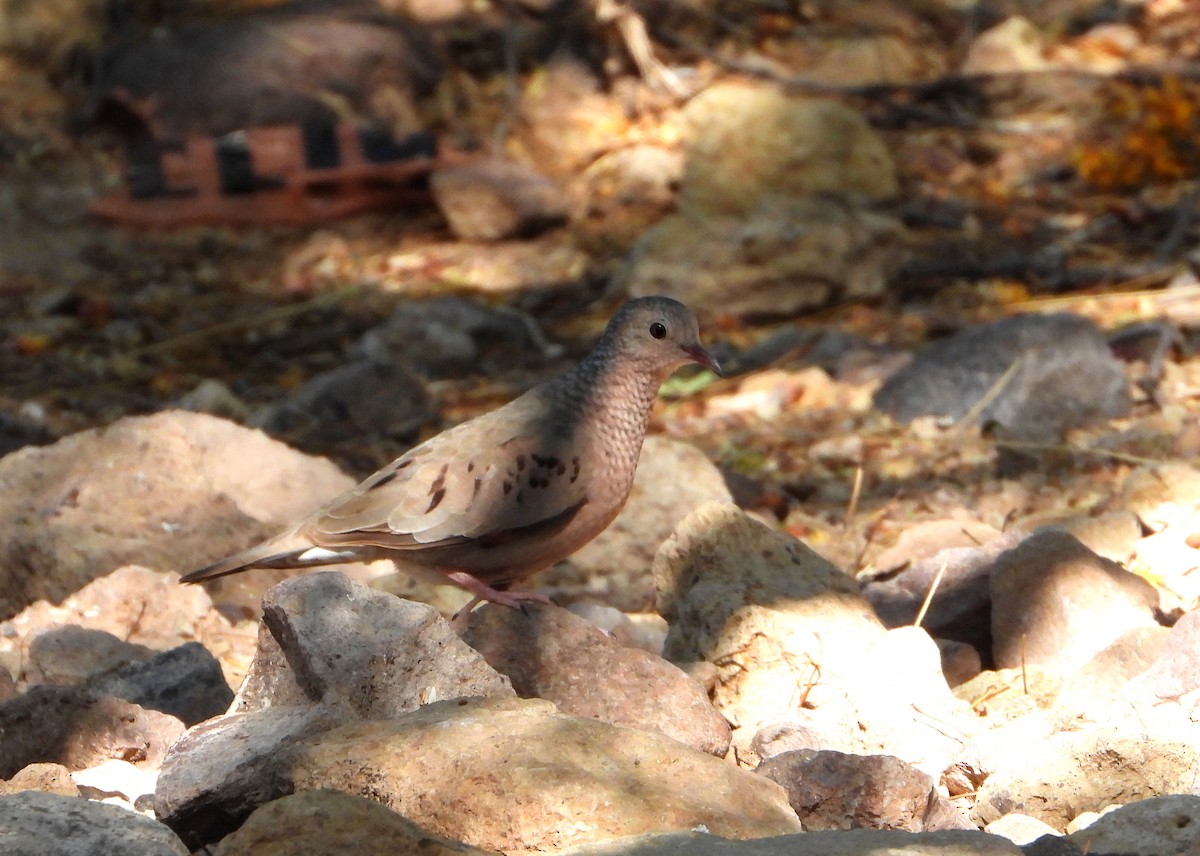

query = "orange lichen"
[[1076, 75, 1200, 189]]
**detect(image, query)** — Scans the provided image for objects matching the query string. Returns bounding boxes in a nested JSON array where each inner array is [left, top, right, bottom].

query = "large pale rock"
[[1066, 795, 1200, 856], [0, 790, 188, 856], [539, 436, 733, 611], [624, 197, 905, 317], [214, 789, 493, 856], [0, 685, 184, 778], [284, 697, 802, 852], [462, 602, 730, 756], [971, 726, 1199, 829], [989, 530, 1159, 676], [1053, 625, 1170, 721], [984, 813, 1061, 846], [431, 158, 567, 240], [0, 762, 79, 797], [657, 503, 971, 773], [254, 572, 512, 717], [1114, 462, 1200, 530], [961, 17, 1048, 75], [0, 411, 358, 618], [679, 84, 898, 215], [512, 58, 625, 179], [556, 829, 1022, 856], [5, 565, 245, 688], [1121, 608, 1200, 718]]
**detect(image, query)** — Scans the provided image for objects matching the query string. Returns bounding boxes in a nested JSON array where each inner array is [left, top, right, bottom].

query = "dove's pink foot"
[[445, 571, 551, 623]]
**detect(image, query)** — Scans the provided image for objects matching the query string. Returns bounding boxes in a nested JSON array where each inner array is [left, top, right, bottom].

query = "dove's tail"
[[179, 541, 365, 584]]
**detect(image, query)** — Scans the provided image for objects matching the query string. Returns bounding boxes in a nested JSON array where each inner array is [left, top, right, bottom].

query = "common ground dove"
[[180, 296, 721, 610]]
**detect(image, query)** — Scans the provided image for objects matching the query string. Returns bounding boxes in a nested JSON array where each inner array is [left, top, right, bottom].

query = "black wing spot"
[[430, 463, 449, 495], [503, 480, 513, 494], [472, 477, 483, 498], [516, 454, 527, 471], [368, 471, 398, 491], [425, 487, 446, 513]]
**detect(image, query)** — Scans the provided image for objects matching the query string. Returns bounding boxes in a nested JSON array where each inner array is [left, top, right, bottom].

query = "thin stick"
[[844, 466, 864, 529], [992, 440, 1167, 467], [126, 285, 364, 358], [1020, 636, 1028, 695], [948, 356, 1023, 438], [913, 561, 948, 629]]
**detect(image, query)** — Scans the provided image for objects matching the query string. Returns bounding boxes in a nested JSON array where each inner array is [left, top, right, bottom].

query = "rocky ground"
[[1, 0, 1200, 854]]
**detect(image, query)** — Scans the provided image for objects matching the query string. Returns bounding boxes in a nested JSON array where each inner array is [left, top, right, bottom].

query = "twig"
[[913, 561, 948, 629], [844, 466, 864, 530], [1020, 636, 1028, 695], [991, 440, 1168, 467], [125, 284, 364, 358], [948, 357, 1023, 438]]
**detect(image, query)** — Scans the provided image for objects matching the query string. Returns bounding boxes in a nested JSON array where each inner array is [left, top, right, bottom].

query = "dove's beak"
[[683, 343, 724, 377]]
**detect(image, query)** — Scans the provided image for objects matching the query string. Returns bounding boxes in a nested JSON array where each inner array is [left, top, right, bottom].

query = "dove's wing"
[[304, 388, 589, 552]]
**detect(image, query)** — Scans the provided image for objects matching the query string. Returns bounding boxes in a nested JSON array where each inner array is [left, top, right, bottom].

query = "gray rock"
[[24, 625, 154, 686], [555, 828, 1022, 856], [542, 436, 733, 612], [351, 297, 548, 379], [989, 530, 1159, 676], [0, 790, 187, 856], [756, 749, 971, 831], [257, 572, 512, 717], [154, 706, 329, 849], [1066, 795, 1200, 856], [874, 313, 1130, 443], [229, 621, 309, 714], [85, 641, 234, 726], [936, 638, 983, 687], [462, 602, 730, 756], [253, 359, 434, 444], [862, 530, 1024, 650], [0, 685, 184, 779], [431, 158, 568, 240]]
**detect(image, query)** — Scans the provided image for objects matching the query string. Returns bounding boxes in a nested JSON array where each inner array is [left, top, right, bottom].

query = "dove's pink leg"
[[445, 571, 551, 621]]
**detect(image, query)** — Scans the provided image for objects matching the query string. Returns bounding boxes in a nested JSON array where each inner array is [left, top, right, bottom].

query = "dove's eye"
[[649, 322, 667, 339]]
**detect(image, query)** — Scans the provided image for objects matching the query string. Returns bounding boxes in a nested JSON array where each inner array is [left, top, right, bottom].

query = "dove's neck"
[[572, 342, 663, 424], [548, 342, 663, 495]]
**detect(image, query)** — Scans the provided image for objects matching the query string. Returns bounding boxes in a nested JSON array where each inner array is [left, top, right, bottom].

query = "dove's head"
[[604, 296, 723, 378]]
